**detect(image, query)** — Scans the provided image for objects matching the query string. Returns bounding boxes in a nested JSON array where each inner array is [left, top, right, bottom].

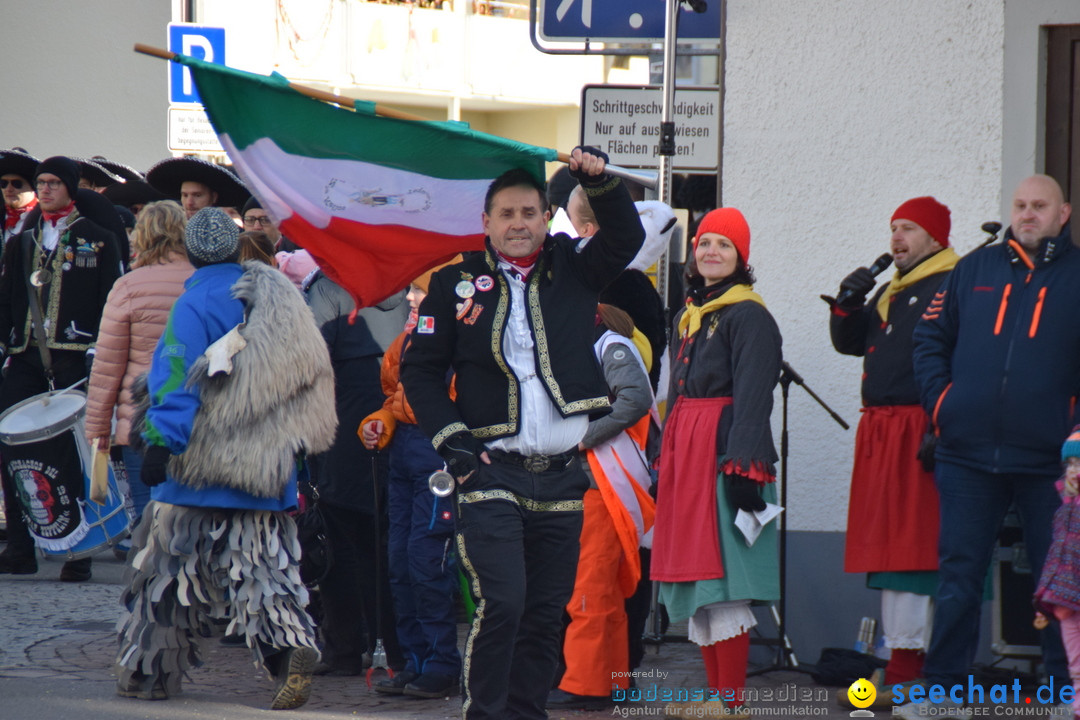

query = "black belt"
[[487, 448, 577, 474]]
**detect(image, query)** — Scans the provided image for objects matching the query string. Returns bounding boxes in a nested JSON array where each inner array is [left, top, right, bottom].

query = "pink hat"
[[693, 207, 751, 263]]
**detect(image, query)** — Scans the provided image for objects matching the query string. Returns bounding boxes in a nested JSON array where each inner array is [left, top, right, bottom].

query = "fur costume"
[[115, 500, 318, 691], [133, 262, 337, 497]]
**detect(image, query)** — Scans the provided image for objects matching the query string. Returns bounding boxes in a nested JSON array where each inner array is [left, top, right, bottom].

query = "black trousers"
[[456, 455, 588, 720], [0, 351, 87, 557], [317, 500, 402, 670]]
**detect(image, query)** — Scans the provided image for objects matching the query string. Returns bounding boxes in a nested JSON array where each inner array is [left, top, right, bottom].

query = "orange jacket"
[[360, 330, 455, 450]]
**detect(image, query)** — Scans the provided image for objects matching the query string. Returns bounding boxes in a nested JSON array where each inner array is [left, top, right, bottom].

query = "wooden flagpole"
[[133, 43, 658, 189]]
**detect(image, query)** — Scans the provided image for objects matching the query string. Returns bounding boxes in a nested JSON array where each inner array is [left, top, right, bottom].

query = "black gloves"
[[567, 146, 611, 188], [726, 474, 766, 513], [438, 432, 483, 481], [142, 445, 171, 487], [836, 267, 876, 306]]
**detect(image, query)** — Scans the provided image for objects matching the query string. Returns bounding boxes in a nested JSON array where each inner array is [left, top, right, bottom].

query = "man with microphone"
[[825, 197, 957, 696]]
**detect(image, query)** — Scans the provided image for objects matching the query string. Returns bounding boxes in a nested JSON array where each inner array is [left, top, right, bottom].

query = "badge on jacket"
[[417, 316, 435, 334]]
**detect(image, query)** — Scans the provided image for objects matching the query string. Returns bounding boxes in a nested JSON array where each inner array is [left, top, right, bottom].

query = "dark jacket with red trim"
[[670, 284, 782, 482], [831, 264, 950, 407], [400, 177, 644, 452], [913, 223, 1080, 475]]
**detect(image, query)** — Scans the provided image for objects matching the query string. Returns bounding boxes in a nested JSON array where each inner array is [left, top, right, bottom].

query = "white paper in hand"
[[734, 503, 784, 547]]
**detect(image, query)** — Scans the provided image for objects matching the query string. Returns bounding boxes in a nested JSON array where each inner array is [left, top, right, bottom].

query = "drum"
[[0, 389, 130, 560]]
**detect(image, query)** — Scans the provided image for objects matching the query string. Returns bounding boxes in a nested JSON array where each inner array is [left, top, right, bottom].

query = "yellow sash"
[[876, 248, 959, 322], [677, 284, 765, 339]]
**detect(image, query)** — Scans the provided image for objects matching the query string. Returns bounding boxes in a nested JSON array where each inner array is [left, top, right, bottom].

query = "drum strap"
[[21, 230, 55, 389]]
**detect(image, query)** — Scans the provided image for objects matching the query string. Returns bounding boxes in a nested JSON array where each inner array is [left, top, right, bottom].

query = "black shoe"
[[374, 670, 419, 695], [312, 661, 364, 677], [60, 557, 92, 582], [546, 688, 612, 710], [0, 551, 37, 574], [219, 633, 246, 647], [269, 647, 317, 710], [403, 671, 460, 699], [116, 672, 169, 701]]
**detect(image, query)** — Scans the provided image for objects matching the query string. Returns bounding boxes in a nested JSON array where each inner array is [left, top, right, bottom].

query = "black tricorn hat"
[[0, 148, 40, 183], [145, 156, 250, 210], [89, 156, 145, 184], [102, 180, 167, 210], [75, 158, 123, 188]]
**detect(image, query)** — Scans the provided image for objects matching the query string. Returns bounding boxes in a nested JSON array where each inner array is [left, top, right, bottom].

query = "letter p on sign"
[[168, 24, 226, 105]]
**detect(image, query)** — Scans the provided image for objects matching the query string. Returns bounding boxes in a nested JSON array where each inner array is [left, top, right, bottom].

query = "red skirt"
[[652, 395, 732, 582], [844, 404, 940, 573]]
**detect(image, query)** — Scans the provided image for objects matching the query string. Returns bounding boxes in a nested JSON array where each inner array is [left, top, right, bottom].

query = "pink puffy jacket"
[[84, 253, 194, 446]]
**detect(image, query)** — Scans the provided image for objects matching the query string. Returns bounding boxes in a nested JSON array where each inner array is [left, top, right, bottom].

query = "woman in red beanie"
[[651, 207, 783, 719]]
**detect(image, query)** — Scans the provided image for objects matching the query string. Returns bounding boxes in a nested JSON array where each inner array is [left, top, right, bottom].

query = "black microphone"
[[835, 253, 893, 305]]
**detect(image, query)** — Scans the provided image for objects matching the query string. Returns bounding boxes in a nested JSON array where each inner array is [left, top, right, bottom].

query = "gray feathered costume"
[[115, 253, 337, 707]]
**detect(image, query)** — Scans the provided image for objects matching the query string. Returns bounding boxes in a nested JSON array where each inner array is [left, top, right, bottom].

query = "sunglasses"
[[0, 179, 27, 190]]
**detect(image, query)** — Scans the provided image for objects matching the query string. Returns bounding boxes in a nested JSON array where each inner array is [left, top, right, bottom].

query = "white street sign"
[[581, 85, 719, 172], [167, 107, 224, 154]]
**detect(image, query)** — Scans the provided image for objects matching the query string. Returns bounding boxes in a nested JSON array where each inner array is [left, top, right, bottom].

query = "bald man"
[[902, 176, 1075, 717]]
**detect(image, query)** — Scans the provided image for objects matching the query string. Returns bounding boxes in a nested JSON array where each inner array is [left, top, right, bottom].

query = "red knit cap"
[[693, 207, 751, 263], [891, 196, 951, 248]]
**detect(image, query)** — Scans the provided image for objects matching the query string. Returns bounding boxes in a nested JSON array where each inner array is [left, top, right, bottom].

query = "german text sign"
[[581, 85, 719, 172]]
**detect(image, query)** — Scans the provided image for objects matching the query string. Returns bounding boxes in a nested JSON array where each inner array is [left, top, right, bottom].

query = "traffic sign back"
[[539, 0, 721, 43]]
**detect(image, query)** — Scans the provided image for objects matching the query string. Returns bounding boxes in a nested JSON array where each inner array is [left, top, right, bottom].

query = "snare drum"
[[0, 389, 130, 560]]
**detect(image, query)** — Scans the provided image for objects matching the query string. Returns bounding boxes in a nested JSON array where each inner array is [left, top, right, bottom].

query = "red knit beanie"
[[693, 207, 751, 263], [891, 196, 951, 248]]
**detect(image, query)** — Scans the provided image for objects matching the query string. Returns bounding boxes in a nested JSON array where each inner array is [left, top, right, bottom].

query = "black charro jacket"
[[400, 177, 645, 451], [0, 211, 122, 356]]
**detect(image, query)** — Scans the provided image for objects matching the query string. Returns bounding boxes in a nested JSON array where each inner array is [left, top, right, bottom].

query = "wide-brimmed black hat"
[[102, 180, 167, 210], [75, 158, 123, 188], [0, 148, 40, 183], [145, 156, 250, 210], [90, 156, 144, 184]]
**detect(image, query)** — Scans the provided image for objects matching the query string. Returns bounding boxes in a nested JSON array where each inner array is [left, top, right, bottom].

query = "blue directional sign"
[[168, 24, 226, 104], [539, 0, 721, 43]]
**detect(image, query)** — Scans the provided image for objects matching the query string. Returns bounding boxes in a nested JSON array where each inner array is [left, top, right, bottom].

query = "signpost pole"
[[655, 0, 681, 308]]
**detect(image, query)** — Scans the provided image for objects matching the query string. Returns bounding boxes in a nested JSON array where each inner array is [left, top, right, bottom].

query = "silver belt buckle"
[[523, 454, 551, 473]]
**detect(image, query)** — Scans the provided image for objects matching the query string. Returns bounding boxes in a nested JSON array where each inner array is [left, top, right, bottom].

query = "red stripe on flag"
[[280, 214, 485, 308]]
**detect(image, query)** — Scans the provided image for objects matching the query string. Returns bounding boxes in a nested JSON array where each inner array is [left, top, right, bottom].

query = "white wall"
[[0, 2, 172, 172], [722, 0, 1005, 531]]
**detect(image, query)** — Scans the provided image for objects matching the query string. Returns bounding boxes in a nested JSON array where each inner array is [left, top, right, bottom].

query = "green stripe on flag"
[[178, 55, 556, 183]]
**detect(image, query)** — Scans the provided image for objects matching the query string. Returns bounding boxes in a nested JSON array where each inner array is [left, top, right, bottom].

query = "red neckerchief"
[[5, 198, 37, 230], [42, 202, 76, 227], [495, 248, 540, 281]]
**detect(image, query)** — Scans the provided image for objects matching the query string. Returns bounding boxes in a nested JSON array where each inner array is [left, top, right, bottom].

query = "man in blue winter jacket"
[[900, 175, 1075, 717]]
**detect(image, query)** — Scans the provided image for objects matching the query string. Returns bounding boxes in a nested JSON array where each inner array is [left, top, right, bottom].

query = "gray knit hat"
[[185, 207, 240, 267]]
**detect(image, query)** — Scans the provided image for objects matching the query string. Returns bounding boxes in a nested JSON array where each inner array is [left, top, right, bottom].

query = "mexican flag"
[[179, 55, 557, 308]]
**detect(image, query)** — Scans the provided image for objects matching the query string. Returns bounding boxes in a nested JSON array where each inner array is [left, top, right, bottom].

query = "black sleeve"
[[828, 286, 887, 357], [574, 178, 646, 291], [399, 270, 466, 451]]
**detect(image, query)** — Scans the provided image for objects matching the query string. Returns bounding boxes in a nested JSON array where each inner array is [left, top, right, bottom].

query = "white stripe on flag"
[[222, 136, 490, 235]]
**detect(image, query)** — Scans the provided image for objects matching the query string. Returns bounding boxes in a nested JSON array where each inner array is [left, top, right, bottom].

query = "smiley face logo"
[[847, 677, 876, 709]]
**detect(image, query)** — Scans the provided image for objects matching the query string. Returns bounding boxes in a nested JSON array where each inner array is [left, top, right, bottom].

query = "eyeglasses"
[[0, 179, 27, 190], [35, 179, 63, 190], [243, 215, 274, 227]]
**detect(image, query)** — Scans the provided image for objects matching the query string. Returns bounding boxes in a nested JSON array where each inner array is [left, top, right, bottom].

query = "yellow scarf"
[[875, 248, 959, 322], [677, 284, 766, 339]]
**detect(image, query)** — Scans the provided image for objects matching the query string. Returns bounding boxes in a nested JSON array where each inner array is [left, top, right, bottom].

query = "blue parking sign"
[[539, 0, 721, 43], [168, 24, 226, 105]]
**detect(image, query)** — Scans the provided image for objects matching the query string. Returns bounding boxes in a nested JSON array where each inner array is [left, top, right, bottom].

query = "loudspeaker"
[[991, 521, 1041, 658]]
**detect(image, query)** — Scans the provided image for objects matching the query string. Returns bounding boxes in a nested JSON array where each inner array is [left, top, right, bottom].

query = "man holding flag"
[[401, 147, 644, 719]]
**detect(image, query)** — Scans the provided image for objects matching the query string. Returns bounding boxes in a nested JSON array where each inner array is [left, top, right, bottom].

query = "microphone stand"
[[749, 361, 849, 675]]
